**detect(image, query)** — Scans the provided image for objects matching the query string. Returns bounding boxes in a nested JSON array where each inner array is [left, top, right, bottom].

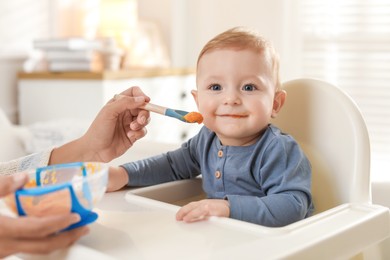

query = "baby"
[[108, 27, 314, 227]]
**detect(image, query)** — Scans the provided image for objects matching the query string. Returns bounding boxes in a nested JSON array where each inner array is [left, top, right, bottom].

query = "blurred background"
[[0, 0, 389, 179]]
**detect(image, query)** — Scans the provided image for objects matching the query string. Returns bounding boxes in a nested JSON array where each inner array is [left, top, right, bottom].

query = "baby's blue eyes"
[[210, 84, 222, 91], [209, 84, 256, 91], [242, 84, 255, 91]]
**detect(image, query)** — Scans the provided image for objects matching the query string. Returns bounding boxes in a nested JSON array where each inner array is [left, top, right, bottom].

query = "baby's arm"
[[227, 192, 310, 226], [176, 199, 230, 222], [107, 166, 129, 192], [107, 144, 201, 192]]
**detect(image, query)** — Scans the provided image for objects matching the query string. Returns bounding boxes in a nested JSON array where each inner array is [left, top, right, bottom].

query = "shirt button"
[[215, 170, 221, 179], [218, 150, 223, 157]]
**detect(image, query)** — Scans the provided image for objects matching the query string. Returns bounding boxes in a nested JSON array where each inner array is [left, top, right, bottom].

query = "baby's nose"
[[223, 90, 241, 105]]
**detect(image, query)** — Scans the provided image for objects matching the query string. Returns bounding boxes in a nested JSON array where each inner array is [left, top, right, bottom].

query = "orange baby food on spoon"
[[183, 112, 203, 124]]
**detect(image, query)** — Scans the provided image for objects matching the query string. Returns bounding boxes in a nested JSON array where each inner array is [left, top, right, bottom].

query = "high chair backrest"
[[271, 79, 371, 214]]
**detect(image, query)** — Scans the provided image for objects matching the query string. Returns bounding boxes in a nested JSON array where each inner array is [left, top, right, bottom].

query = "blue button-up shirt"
[[122, 124, 314, 227]]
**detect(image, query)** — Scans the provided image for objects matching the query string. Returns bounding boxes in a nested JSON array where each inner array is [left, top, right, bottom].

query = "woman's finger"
[[3, 214, 81, 238], [0, 226, 89, 257], [127, 127, 148, 143], [111, 95, 146, 110], [120, 86, 150, 102]]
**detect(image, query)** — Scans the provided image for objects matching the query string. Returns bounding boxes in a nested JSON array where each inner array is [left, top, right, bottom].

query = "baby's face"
[[194, 48, 282, 146]]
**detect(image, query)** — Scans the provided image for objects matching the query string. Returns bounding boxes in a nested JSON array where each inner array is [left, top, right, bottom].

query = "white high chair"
[[270, 78, 390, 258], [272, 78, 372, 214], [124, 78, 389, 259]]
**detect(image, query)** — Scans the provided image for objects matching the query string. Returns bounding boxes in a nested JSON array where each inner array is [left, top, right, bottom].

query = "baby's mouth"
[[218, 114, 247, 118]]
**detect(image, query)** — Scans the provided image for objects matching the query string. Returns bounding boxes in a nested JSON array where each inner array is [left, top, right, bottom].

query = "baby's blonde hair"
[[197, 27, 281, 90]]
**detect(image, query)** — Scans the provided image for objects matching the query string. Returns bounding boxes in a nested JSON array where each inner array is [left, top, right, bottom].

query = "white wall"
[[138, 0, 173, 54], [138, 0, 302, 81], [0, 0, 51, 123]]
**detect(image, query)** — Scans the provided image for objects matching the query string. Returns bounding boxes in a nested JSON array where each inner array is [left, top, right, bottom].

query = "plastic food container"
[[4, 162, 108, 230]]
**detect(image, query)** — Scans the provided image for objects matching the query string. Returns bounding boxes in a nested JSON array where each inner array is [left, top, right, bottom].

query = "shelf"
[[17, 68, 195, 80]]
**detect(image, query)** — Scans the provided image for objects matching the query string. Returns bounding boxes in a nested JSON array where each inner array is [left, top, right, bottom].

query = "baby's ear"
[[191, 90, 199, 107], [271, 90, 286, 118]]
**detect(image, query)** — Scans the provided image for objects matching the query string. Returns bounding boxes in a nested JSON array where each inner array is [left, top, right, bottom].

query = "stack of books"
[[33, 38, 105, 72]]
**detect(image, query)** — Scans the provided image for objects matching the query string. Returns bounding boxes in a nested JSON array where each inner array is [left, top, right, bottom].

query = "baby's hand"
[[107, 166, 129, 192], [176, 199, 230, 223]]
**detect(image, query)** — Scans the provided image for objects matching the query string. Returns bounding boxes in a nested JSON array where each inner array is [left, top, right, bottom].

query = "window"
[[300, 0, 390, 175]]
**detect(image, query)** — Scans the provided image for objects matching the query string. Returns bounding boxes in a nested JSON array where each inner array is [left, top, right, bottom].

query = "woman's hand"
[[79, 86, 151, 162], [50, 86, 151, 164], [176, 199, 230, 223], [0, 175, 89, 258]]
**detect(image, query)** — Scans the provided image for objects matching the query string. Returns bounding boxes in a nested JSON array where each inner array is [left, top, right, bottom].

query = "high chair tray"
[[78, 179, 389, 260]]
